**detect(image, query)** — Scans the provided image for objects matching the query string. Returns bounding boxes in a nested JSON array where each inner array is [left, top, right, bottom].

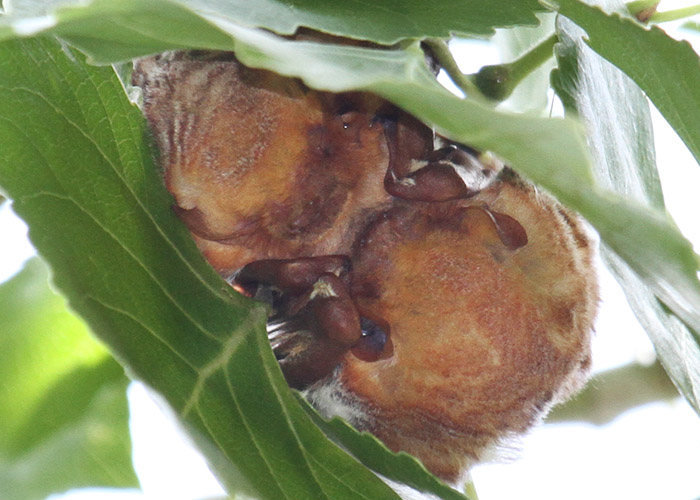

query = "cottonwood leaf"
[[0, 0, 547, 47], [298, 397, 472, 500], [0, 36, 402, 500], [544, 0, 700, 165], [552, 11, 700, 414]]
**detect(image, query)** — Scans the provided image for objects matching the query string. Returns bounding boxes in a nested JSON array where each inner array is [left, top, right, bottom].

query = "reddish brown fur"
[[341, 176, 597, 481], [133, 50, 599, 484], [133, 52, 392, 276]]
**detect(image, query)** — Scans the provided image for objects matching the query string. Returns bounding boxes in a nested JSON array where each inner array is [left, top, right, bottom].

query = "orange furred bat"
[[133, 49, 598, 485]]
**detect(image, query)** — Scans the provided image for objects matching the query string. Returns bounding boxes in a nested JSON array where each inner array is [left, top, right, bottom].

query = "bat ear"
[[458, 206, 528, 250], [382, 135, 500, 202], [488, 210, 528, 249]]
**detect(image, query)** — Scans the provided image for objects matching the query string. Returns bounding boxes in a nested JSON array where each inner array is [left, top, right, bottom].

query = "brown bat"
[[133, 49, 598, 485]]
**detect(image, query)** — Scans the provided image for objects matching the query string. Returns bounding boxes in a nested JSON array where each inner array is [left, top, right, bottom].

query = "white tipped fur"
[[302, 371, 371, 428]]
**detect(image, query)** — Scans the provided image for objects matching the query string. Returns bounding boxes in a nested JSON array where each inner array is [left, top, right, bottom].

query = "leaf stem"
[[423, 37, 482, 98], [626, 0, 660, 15], [473, 34, 558, 101], [626, 0, 660, 22], [627, 1, 700, 23], [649, 4, 700, 23]]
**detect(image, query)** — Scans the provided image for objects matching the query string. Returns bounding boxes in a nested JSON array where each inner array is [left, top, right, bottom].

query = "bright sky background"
[[1, 4, 699, 500]]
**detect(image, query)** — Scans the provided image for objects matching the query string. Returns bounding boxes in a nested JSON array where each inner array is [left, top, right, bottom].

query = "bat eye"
[[352, 317, 391, 362]]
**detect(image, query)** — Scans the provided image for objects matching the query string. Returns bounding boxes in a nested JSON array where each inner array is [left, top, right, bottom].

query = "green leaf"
[[1, 2, 699, 496], [543, 0, 700, 166], [299, 398, 471, 500], [550, 15, 664, 209], [10, 3, 692, 335], [0, 36, 403, 500], [552, 14, 700, 414], [1, 0, 599, 203], [0, 0, 547, 47], [0, 258, 137, 499], [131, 19, 700, 355]]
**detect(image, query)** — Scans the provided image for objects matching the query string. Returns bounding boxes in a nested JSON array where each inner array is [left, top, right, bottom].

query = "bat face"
[[133, 50, 598, 484]]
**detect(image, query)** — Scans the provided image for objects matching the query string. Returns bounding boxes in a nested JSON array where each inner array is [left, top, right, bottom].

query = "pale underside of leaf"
[[0, 0, 546, 45], [543, 0, 700, 165], [553, 5, 700, 414]]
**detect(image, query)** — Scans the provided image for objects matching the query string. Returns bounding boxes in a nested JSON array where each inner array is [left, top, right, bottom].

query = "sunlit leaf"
[[543, 0, 700, 165], [0, 0, 547, 47], [0, 258, 136, 499], [552, 14, 700, 414]]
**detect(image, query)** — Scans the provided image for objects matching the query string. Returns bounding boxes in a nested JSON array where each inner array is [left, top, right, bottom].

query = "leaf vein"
[[16, 189, 222, 345]]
